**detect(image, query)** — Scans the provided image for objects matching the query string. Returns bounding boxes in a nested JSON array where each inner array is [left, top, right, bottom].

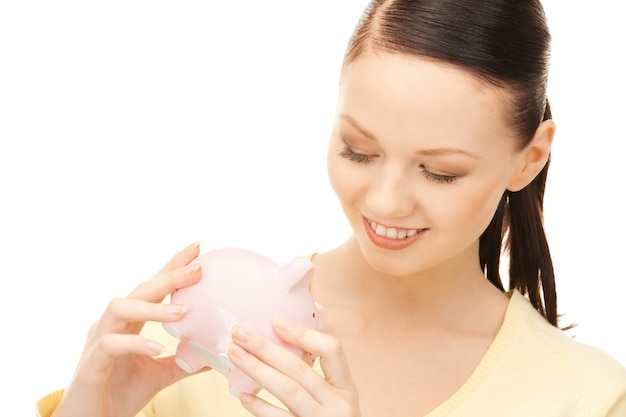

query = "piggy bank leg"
[[162, 322, 181, 339], [162, 324, 202, 373], [173, 338, 206, 373], [188, 341, 234, 375]]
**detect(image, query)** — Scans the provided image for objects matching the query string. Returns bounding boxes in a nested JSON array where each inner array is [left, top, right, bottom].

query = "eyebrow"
[[340, 114, 378, 141], [339, 113, 478, 160], [417, 148, 478, 160]]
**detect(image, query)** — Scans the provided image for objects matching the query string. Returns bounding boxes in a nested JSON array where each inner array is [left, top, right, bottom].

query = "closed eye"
[[420, 166, 457, 184], [339, 147, 376, 165]]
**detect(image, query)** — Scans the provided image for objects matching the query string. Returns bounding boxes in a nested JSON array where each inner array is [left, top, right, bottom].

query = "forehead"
[[338, 51, 514, 146]]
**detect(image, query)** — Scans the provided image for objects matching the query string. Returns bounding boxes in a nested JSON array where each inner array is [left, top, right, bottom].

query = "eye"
[[420, 166, 457, 184], [339, 146, 376, 165]]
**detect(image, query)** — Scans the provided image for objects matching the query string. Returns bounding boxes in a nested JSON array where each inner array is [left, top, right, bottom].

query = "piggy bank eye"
[[312, 312, 316, 318]]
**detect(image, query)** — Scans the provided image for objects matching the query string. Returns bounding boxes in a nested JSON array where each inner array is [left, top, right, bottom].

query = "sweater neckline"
[[423, 289, 529, 417]]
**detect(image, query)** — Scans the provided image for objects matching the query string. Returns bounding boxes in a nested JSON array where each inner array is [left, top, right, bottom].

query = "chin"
[[356, 239, 426, 278]]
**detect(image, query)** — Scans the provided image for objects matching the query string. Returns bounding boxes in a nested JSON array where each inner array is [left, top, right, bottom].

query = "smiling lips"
[[363, 217, 427, 250]]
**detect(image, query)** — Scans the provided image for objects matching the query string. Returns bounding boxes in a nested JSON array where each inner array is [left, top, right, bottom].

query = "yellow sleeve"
[[36, 390, 64, 417], [606, 390, 626, 417], [35, 389, 157, 417]]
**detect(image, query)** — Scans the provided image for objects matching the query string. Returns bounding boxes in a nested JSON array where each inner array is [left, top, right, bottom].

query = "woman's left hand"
[[228, 319, 361, 417]]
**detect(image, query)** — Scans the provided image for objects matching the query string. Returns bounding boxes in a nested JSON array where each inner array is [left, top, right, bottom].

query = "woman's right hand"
[[52, 242, 206, 417]]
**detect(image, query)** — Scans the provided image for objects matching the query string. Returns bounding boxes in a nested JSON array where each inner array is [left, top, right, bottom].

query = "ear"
[[507, 119, 556, 192]]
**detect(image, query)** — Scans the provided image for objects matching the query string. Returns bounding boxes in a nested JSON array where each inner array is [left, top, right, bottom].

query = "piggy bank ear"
[[280, 259, 314, 291], [314, 302, 326, 330]]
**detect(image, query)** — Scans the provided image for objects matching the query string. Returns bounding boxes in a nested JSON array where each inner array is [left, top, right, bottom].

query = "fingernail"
[[240, 392, 255, 404], [229, 343, 247, 360], [184, 241, 201, 253], [185, 263, 201, 273], [232, 325, 250, 343], [272, 318, 292, 332], [166, 304, 188, 315], [147, 340, 165, 355]]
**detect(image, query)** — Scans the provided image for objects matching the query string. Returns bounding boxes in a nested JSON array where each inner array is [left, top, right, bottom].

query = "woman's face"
[[327, 51, 529, 277]]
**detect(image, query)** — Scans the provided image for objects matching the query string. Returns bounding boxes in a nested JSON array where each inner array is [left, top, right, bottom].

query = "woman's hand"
[[52, 242, 206, 417], [228, 319, 361, 417]]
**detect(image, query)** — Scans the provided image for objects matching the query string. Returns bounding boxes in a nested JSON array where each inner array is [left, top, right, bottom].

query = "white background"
[[1, 1, 624, 414]]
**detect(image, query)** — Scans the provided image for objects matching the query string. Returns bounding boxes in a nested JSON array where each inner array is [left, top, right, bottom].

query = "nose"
[[365, 163, 415, 219]]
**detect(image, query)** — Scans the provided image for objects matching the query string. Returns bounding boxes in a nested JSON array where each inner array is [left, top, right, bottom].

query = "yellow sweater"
[[38, 290, 626, 417]]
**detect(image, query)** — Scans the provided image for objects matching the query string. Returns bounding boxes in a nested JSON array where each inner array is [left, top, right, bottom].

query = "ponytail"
[[480, 101, 558, 327]]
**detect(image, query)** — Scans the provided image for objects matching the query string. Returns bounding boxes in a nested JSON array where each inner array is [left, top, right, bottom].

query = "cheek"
[[435, 180, 505, 232], [467, 186, 503, 226], [327, 149, 358, 203]]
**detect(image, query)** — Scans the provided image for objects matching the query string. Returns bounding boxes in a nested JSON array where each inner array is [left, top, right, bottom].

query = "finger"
[[82, 333, 203, 392], [272, 318, 355, 392], [238, 392, 293, 417], [99, 333, 166, 357], [87, 333, 166, 374], [155, 241, 201, 275], [228, 327, 325, 412], [127, 262, 202, 302], [228, 342, 323, 415], [94, 297, 189, 335]]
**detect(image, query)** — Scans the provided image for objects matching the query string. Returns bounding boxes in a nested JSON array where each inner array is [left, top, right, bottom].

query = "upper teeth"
[[370, 220, 419, 239]]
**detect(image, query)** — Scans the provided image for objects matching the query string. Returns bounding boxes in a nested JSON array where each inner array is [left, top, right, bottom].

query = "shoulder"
[[508, 290, 626, 415], [514, 291, 625, 377]]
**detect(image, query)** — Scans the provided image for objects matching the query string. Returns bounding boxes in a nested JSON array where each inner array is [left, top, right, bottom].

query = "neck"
[[313, 236, 507, 327]]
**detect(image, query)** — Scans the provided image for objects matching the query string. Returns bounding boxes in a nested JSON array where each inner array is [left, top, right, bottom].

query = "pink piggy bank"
[[162, 247, 323, 397]]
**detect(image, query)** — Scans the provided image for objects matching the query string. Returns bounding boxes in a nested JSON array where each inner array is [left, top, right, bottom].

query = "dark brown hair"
[[345, 0, 559, 326]]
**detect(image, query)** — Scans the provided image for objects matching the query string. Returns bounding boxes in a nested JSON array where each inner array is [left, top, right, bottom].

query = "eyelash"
[[419, 167, 457, 184], [339, 147, 374, 165], [339, 146, 458, 184]]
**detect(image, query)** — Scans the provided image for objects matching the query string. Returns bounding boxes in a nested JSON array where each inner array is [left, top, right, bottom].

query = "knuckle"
[[95, 333, 115, 352], [87, 320, 99, 335], [326, 337, 344, 357], [86, 319, 102, 340], [105, 298, 124, 315], [278, 379, 302, 399], [287, 355, 311, 376]]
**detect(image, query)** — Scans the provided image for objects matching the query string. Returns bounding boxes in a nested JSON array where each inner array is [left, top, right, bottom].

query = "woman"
[[39, 0, 626, 416]]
